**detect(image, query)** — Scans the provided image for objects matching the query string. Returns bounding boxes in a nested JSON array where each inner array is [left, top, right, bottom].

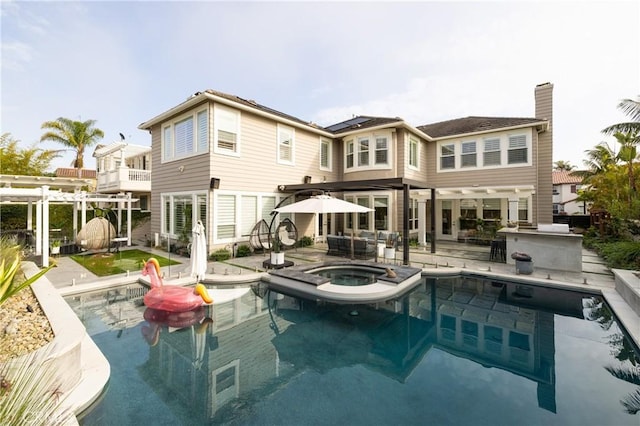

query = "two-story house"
[[93, 140, 152, 242], [552, 170, 586, 215], [138, 83, 553, 254]]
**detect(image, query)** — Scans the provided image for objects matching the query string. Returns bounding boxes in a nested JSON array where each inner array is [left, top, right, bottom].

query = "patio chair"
[[276, 218, 298, 249]]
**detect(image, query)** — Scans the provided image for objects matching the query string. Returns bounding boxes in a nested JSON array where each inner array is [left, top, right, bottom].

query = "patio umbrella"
[[190, 220, 207, 282], [274, 194, 373, 214]]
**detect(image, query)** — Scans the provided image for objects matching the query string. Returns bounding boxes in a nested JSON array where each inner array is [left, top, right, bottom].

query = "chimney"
[[534, 82, 554, 225]]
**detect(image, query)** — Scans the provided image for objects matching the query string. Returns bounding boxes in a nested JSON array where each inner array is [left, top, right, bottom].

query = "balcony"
[[96, 168, 151, 193]]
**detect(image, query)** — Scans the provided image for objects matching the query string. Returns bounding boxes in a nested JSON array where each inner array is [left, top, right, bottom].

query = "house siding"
[[535, 83, 553, 225]]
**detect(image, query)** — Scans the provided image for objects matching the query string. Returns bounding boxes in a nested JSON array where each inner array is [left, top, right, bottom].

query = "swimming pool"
[[65, 276, 640, 425]]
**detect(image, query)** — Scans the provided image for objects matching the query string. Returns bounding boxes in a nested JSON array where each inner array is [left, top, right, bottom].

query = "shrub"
[[298, 236, 313, 247], [0, 238, 53, 307], [210, 249, 231, 262], [597, 241, 640, 270], [236, 244, 252, 257]]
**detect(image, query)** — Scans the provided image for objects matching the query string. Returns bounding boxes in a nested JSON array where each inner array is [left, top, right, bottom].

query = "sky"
[[1, 0, 639, 172]]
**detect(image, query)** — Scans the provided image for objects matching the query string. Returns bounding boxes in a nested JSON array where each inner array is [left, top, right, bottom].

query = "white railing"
[[96, 168, 151, 192]]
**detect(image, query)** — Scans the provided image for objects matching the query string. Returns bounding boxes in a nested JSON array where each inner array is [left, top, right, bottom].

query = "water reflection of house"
[[137, 278, 589, 422], [138, 288, 278, 423], [410, 277, 589, 413]]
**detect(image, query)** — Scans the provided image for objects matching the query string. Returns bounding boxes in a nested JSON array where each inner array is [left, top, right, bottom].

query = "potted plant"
[[384, 233, 396, 261], [270, 235, 284, 265], [51, 240, 61, 255]]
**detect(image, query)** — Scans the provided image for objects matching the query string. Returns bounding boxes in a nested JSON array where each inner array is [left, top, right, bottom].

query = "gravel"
[[0, 287, 54, 363]]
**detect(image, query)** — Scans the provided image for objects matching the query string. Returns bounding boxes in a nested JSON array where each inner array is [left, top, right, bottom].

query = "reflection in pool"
[[65, 277, 640, 426]]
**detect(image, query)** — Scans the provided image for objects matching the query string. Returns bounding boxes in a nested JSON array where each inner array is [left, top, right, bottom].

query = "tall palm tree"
[[40, 117, 104, 169], [553, 160, 576, 171], [574, 142, 618, 181], [602, 98, 640, 136]]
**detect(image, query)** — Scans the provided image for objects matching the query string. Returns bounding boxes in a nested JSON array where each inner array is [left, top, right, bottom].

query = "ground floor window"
[[409, 198, 419, 230], [519, 198, 529, 221], [482, 198, 501, 220], [345, 193, 390, 232], [215, 192, 288, 242], [161, 192, 207, 238]]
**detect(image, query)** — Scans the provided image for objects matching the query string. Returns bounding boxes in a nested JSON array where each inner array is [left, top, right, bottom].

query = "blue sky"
[[2, 1, 638, 171]]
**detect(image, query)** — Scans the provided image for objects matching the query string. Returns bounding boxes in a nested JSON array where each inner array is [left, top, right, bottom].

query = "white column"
[[73, 189, 79, 240], [418, 200, 427, 246], [42, 186, 49, 268], [126, 192, 132, 246], [117, 193, 123, 236], [81, 191, 87, 229], [508, 196, 519, 224], [35, 200, 42, 255], [27, 201, 33, 230]]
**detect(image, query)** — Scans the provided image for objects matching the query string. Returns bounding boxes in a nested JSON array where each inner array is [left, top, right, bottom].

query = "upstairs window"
[[375, 136, 388, 165], [345, 132, 391, 170], [320, 138, 332, 170], [277, 124, 295, 164], [162, 108, 208, 161], [508, 135, 528, 164], [483, 138, 501, 166], [461, 141, 477, 167], [346, 140, 354, 168], [214, 105, 240, 155], [441, 144, 455, 169], [358, 137, 369, 166], [409, 137, 419, 168]]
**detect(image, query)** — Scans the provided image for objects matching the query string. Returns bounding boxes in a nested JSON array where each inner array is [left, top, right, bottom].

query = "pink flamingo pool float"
[[142, 258, 213, 312]]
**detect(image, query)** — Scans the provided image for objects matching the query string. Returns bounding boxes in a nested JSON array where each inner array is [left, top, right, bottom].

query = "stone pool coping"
[[267, 260, 424, 304]]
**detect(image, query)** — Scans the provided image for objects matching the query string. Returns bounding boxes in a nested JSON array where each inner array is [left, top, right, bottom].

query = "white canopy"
[[274, 194, 373, 214]]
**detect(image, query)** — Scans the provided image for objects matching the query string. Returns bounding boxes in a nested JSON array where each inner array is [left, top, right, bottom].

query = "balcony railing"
[[96, 168, 151, 192]]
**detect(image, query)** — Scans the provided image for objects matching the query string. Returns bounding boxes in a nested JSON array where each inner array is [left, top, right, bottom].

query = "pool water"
[[65, 277, 640, 425]]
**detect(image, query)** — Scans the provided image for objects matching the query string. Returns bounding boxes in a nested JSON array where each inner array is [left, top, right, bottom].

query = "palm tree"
[[40, 117, 104, 169], [602, 98, 640, 136], [553, 160, 576, 171], [574, 142, 618, 181]]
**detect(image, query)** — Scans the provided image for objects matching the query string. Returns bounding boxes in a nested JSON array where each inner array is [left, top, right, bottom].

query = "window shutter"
[[241, 196, 257, 236], [217, 195, 236, 239]]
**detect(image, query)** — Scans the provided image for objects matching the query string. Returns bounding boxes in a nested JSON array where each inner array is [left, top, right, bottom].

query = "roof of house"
[[325, 115, 404, 134], [203, 89, 322, 130], [552, 170, 583, 185], [55, 168, 97, 179], [417, 116, 546, 138]]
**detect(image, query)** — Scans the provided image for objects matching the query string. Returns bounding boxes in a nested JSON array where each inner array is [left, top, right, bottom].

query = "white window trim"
[[408, 136, 420, 171], [161, 191, 208, 238], [319, 137, 332, 171], [344, 131, 392, 172], [437, 131, 533, 172], [344, 191, 392, 233], [460, 140, 477, 168], [213, 104, 241, 157], [277, 123, 295, 166], [161, 107, 209, 163], [438, 143, 456, 171]]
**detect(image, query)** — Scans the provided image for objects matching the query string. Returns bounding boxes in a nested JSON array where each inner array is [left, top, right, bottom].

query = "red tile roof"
[[552, 170, 583, 185], [55, 168, 97, 179]]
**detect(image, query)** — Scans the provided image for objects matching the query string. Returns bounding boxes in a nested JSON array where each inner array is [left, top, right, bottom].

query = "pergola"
[[0, 175, 136, 267], [278, 177, 437, 265]]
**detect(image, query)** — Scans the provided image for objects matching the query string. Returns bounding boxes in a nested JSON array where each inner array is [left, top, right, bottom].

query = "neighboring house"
[[93, 141, 152, 212], [54, 168, 97, 191], [138, 83, 553, 253], [552, 170, 586, 215]]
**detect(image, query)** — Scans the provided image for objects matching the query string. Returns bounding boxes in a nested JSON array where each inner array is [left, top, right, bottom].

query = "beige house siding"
[[535, 83, 554, 225]]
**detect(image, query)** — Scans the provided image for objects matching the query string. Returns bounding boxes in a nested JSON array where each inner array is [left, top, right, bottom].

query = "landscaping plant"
[[0, 239, 52, 307]]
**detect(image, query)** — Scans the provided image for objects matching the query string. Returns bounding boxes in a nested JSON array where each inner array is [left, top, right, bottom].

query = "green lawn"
[[70, 249, 181, 277]]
